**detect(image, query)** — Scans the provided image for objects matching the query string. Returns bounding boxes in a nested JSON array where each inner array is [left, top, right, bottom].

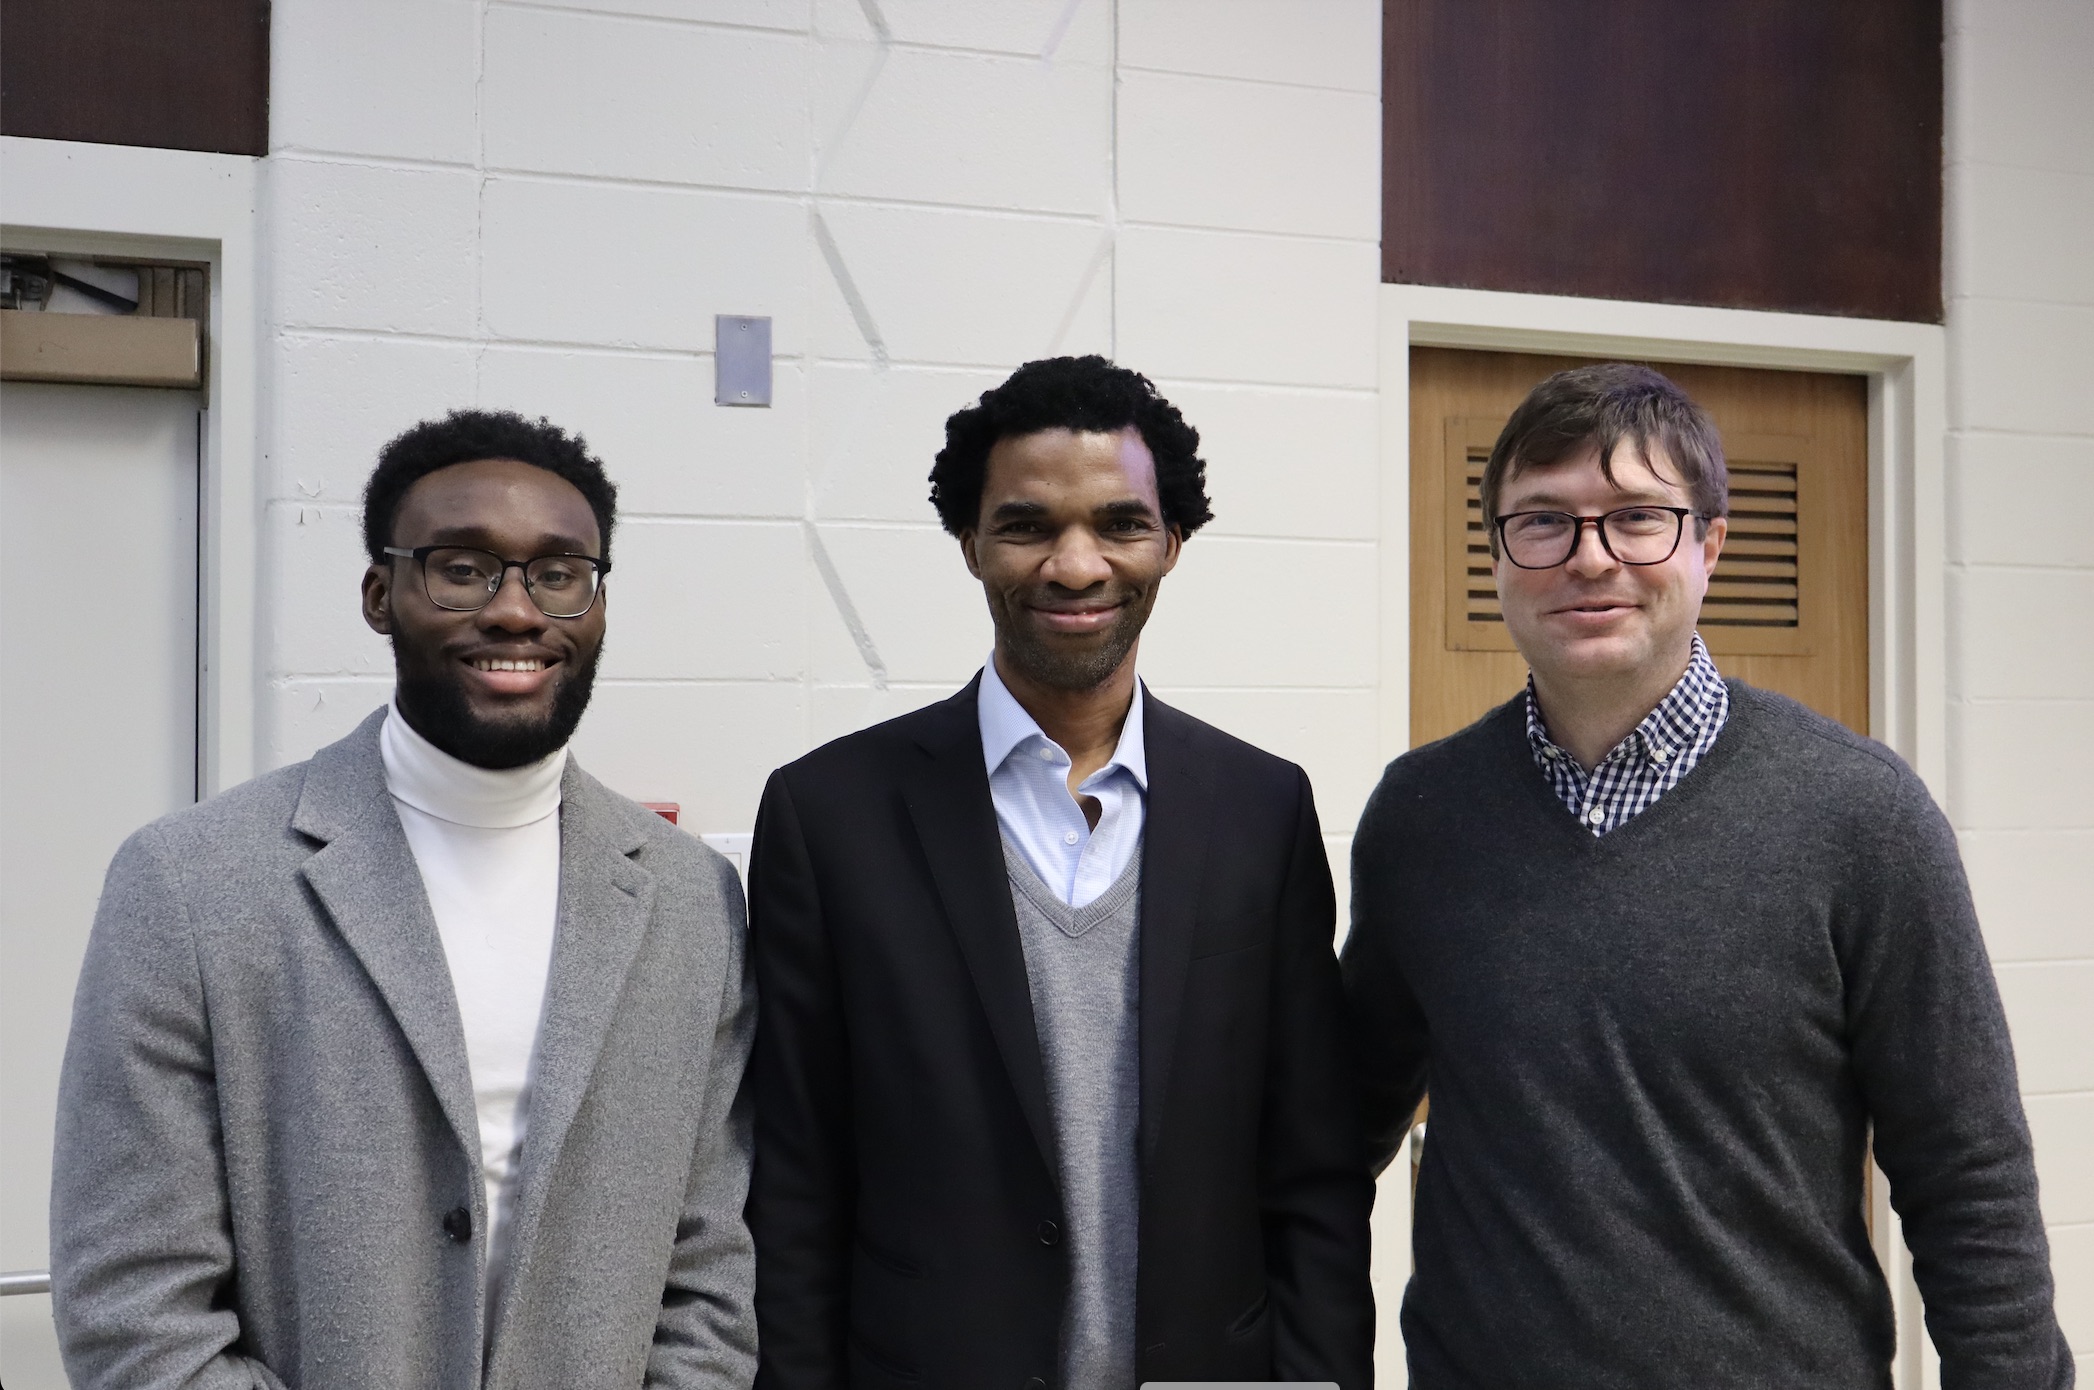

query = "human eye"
[[1612, 507, 1672, 534], [434, 551, 497, 583], [1508, 511, 1571, 536], [532, 561, 580, 590]]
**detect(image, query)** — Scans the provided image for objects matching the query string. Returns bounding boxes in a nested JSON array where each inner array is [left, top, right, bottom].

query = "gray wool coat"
[[49, 708, 758, 1389]]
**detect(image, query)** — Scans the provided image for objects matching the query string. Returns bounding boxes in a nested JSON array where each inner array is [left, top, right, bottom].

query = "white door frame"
[[1376, 281, 1950, 1388], [2, 135, 260, 795]]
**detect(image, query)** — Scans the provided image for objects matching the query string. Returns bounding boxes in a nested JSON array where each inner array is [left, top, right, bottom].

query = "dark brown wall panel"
[[1384, 0, 1943, 322], [2, 0, 269, 156]]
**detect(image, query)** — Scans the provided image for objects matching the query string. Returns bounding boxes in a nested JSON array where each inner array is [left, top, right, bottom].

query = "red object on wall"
[[642, 802, 680, 825]]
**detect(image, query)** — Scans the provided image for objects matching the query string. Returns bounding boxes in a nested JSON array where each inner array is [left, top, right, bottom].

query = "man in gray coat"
[[51, 409, 757, 1388]]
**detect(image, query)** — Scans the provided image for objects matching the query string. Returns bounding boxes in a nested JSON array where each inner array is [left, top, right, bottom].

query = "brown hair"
[[1480, 363, 1727, 556]]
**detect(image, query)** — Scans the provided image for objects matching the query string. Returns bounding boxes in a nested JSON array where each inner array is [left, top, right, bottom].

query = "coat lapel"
[[505, 763, 655, 1241], [1136, 691, 1215, 1164], [903, 680, 1060, 1187], [293, 708, 480, 1167]]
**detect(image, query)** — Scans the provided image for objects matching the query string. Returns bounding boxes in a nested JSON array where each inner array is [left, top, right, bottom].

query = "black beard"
[[393, 640, 601, 769], [992, 586, 1156, 694]]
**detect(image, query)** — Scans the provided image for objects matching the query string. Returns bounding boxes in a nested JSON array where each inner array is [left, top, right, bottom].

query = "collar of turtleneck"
[[379, 698, 566, 830]]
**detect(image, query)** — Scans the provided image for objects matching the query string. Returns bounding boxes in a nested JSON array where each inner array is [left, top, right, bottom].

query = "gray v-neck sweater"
[[1005, 840, 1142, 1390], [1342, 682, 2072, 1389]]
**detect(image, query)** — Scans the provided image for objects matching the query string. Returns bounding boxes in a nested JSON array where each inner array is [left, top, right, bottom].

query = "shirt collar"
[[1635, 632, 1725, 758], [1526, 633, 1724, 766], [381, 697, 566, 829], [978, 655, 1148, 791]]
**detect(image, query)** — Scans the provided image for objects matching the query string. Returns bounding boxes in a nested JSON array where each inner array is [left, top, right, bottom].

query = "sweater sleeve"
[[1338, 771, 1432, 1176], [1841, 767, 2074, 1388]]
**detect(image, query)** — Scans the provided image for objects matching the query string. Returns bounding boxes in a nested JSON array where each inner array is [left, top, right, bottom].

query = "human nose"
[[1040, 527, 1112, 589], [1562, 517, 1620, 578], [478, 564, 545, 630]]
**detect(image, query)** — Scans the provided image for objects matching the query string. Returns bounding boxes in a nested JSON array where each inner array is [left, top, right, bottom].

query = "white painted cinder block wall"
[[1945, 0, 2094, 1365], [252, 0, 2088, 1377], [257, 0, 1383, 904]]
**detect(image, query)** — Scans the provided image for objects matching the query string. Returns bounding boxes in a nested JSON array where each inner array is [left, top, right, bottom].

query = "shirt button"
[[1587, 807, 1606, 826], [1652, 747, 1671, 763], [1036, 747, 1055, 761], [1062, 830, 1079, 845], [1542, 746, 1559, 759]]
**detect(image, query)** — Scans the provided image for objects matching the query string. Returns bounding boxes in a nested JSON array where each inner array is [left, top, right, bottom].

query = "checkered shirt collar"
[[1526, 634, 1723, 765]]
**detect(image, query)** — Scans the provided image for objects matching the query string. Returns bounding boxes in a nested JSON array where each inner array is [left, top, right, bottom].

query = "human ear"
[[960, 530, 983, 580], [1699, 515, 1728, 572], [362, 562, 395, 635]]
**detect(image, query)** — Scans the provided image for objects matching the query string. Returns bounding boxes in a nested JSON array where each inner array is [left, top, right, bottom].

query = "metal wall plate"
[[715, 314, 772, 406]]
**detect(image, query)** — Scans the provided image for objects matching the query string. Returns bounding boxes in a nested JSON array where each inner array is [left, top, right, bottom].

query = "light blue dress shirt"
[[977, 656, 1148, 908]]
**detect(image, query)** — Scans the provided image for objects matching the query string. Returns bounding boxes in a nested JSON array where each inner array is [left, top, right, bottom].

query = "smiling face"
[[960, 426, 1181, 693], [1493, 438, 1726, 696], [362, 456, 607, 768]]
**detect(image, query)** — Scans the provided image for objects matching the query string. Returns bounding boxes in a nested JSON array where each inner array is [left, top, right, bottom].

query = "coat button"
[[1036, 1220, 1060, 1246], [442, 1206, 473, 1243], [1024, 1379, 1047, 1390]]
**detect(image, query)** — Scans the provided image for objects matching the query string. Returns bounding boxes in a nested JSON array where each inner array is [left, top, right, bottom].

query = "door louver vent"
[[1703, 460, 1800, 628]]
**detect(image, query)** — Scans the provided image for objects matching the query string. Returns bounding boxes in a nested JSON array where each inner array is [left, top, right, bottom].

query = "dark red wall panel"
[[1384, 0, 1943, 322], [2, 0, 270, 156]]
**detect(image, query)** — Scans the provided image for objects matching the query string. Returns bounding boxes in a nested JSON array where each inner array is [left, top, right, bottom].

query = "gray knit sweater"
[[1005, 841, 1142, 1390], [1342, 682, 2073, 1389]]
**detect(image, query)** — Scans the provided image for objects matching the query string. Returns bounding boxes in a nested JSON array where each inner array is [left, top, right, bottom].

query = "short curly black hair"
[[929, 356, 1214, 538], [361, 409, 619, 566]]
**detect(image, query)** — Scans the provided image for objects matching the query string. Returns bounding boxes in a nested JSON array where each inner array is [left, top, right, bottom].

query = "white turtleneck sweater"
[[380, 701, 565, 1296]]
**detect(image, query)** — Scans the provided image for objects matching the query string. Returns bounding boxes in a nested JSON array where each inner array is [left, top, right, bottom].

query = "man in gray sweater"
[[1342, 363, 2072, 1387]]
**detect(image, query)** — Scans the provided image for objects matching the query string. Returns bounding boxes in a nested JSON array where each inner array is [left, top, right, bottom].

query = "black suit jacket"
[[747, 677, 1374, 1390]]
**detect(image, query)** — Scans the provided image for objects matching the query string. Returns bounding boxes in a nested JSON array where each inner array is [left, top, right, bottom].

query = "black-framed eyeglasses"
[[383, 545, 609, 618], [1493, 506, 1701, 570]]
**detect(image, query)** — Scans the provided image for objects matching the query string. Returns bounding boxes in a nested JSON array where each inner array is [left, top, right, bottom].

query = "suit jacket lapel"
[[506, 763, 655, 1244], [1137, 691, 1215, 1164], [293, 708, 481, 1168], [904, 680, 1060, 1188]]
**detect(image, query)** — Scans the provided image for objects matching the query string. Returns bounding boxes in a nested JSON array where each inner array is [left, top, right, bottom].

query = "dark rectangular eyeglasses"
[[383, 545, 609, 618], [1493, 506, 1701, 569]]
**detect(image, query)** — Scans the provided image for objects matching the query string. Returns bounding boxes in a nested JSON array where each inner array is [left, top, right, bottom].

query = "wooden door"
[[1409, 347, 1870, 746]]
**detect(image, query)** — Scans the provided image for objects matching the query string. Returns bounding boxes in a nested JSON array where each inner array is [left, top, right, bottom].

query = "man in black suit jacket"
[[748, 356, 1373, 1390]]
